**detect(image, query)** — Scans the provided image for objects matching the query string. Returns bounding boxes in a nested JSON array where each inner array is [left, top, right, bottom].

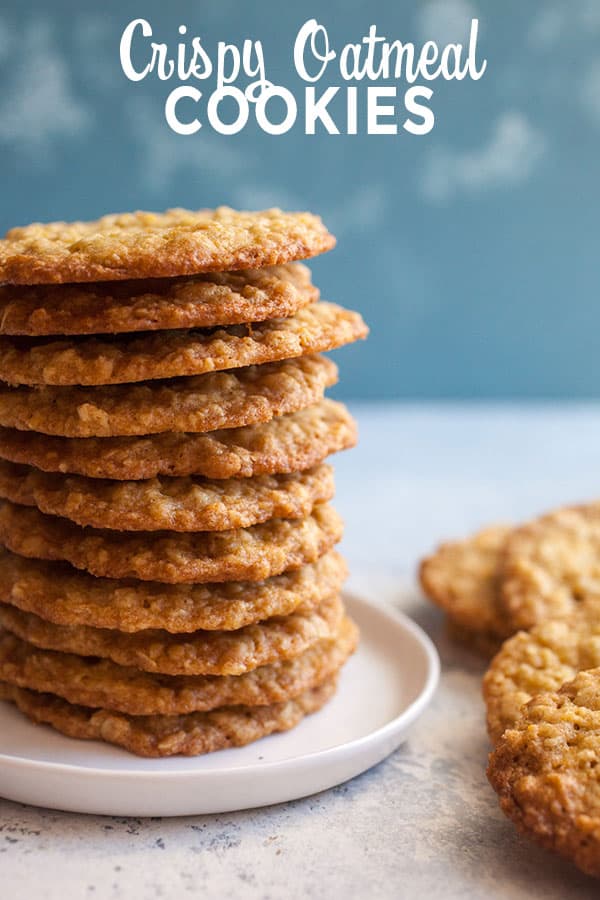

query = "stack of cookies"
[[420, 505, 600, 877], [0, 207, 367, 757]]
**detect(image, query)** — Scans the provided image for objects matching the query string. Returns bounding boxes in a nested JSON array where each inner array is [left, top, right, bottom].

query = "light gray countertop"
[[1, 404, 598, 899]]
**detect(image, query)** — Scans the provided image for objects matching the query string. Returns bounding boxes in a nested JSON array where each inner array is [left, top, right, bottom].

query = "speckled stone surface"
[[1, 405, 599, 898]]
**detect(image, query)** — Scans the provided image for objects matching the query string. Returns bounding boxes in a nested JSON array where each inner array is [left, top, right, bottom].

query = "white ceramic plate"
[[0, 593, 439, 817]]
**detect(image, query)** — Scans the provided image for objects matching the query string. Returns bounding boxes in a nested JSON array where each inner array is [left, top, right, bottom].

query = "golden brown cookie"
[[483, 605, 600, 743], [487, 667, 600, 878], [0, 207, 336, 284], [0, 546, 347, 633], [0, 399, 357, 481], [0, 460, 334, 532], [0, 500, 343, 582], [0, 616, 358, 715], [0, 354, 338, 437], [500, 504, 600, 632], [419, 526, 512, 641], [0, 594, 344, 676], [0, 677, 337, 757], [0, 302, 367, 386], [0, 264, 317, 335]]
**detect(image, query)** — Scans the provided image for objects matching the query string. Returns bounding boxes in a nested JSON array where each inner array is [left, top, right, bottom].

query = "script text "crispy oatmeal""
[[120, 18, 487, 137]]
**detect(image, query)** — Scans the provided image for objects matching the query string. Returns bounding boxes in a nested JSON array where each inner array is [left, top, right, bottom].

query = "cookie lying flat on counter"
[[483, 603, 600, 743], [419, 526, 513, 651], [421, 503, 600, 652], [488, 667, 600, 878], [500, 503, 600, 632]]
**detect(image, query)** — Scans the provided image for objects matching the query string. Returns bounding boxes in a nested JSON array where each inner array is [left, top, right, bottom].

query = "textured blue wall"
[[1, 1, 598, 398]]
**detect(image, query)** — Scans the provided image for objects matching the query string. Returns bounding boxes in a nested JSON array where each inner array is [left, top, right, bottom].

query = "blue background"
[[0, 1, 598, 399]]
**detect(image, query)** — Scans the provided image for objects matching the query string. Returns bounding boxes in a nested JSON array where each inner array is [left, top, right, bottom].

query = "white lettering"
[[367, 86, 397, 135], [120, 18, 153, 82], [165, 86, 201, 134], [207, 87, 249, 135], [294, 19, 336, 83], [403, 86, 434, 135], [255, 86, 297, 134], [305, 86, 340, 134]]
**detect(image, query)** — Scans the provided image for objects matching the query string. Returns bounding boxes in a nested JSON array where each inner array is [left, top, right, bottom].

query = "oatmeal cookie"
[[0, 677, 337, 757], [0, 460, 334, 532], [0, 500, 343, 582], [0, 615, 357, 715], [0, 355, 338, 437], [0, 207, 336, 284], [419, 526, 512, 641], [501, 504, 600, 631], [483, 605, 600, 743], [0, 547, 347, 633], [0, 594, 344, 676], [0, 399, 356, 480], [0, 264, 317, 335], [0, 302, 367, 386], [488, 667, 600, 878]]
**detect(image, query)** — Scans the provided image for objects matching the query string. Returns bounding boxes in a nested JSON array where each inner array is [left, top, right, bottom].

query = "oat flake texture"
[[0, 208, 336, 284]]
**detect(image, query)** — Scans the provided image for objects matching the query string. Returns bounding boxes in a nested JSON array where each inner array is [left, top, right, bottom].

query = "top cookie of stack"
[[0, 207, 367, 757]]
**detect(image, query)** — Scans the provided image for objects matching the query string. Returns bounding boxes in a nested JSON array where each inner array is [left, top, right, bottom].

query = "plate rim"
[[0, 592, 440, 782]]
